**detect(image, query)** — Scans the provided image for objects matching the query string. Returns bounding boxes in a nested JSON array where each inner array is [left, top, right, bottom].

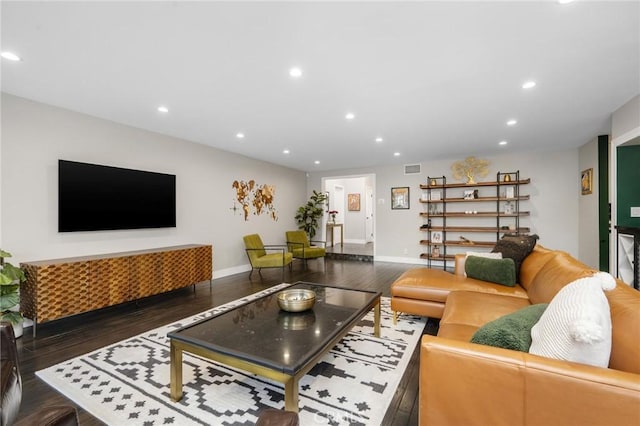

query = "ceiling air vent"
[[404, 164, 421, 175]]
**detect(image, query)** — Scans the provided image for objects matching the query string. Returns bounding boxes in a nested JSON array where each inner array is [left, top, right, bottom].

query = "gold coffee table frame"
[[170, 296, 380, 412]]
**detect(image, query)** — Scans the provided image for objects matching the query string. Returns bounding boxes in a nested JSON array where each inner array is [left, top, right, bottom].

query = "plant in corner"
[[0, 249, 26, 335], [295, 190, 328, 239]]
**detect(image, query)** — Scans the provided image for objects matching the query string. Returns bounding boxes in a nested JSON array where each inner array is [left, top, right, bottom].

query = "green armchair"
[[243, 234, 293, 279], [285, 230, 326, 269]]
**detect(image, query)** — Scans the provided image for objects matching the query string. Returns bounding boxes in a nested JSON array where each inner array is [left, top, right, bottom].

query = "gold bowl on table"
[[277, 289, 316, 312]]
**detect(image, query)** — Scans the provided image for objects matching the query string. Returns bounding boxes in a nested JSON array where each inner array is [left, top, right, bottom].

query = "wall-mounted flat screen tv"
[[58, 160, 176, 232]]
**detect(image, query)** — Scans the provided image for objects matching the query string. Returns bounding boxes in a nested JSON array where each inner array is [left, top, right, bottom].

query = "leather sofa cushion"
[[607, 282, 640, 374], [518, 245, 556, 290], [391, 268, 528, 303], [439, 291, 531, 340], [526, 251, 597, 305]]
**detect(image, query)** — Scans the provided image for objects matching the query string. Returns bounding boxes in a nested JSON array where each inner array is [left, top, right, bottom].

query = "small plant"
[[0, 249, 26, 326], [328, 210, 338, 222], [295, 190, 328, 239]]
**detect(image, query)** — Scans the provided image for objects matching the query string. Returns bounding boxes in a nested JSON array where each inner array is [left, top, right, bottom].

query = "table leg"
[[170, 340, 183, 401], [284, 375, 300, 412], [374, 300, 381, 337]]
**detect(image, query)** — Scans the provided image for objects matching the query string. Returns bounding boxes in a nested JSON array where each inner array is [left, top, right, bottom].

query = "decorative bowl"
[[277, 289, 316, 312]]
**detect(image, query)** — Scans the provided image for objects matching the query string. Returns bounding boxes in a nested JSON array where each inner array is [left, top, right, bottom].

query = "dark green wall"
[[617, 144, 640, 227]]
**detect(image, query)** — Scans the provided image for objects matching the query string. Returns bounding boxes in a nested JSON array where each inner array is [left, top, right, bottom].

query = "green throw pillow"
[[470, 304, 549, 352], [465, 256, 516, 287]]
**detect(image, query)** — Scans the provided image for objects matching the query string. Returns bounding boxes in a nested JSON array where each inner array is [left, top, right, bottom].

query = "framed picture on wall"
[[348, 193, 361, 211], [581, 168, 593, 195], [391, 187, 410, 210]]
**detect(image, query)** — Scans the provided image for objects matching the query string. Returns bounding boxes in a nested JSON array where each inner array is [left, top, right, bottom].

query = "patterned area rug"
[[37, 283, 426, 425]]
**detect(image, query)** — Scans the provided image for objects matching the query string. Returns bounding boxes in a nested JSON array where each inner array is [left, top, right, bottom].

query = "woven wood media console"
[[20, 244, 212, 330]]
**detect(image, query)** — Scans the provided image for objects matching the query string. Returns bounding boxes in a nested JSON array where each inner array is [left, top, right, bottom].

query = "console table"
[[20, 244, 212, 333], [326, 223, 344, 247]]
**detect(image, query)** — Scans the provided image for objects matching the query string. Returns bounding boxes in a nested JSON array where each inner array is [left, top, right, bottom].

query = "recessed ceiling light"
[[499, 140, 508, 146], [1, 51, 21, 61], [283, 149, 290, 154], [375, 137, 383, 143], [345, 113, 355, 120], [236, 133, 245, 139], [507, 119, 517, 126], [393, 152, 401, 157], [289, 67, 302, 78], [558, 0, 574, 4], [314, 160, 320, 165], [522, 81, 536, 89], [157, 106, 169, 113]]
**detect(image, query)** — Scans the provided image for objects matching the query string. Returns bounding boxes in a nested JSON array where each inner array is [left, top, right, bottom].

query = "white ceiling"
[[2, 1, 639, 172]]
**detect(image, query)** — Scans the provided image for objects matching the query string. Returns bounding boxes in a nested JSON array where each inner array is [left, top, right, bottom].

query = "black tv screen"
[[58, 160, 176, 232]]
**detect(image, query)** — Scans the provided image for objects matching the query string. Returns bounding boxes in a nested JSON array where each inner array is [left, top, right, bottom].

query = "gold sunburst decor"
[[451, 156, 489, 184]]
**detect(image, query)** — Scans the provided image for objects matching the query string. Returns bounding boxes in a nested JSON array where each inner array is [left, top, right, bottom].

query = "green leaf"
[[0, 263, 25, 284], [0, 310, 22, 325], [0, 286, 20, 310]]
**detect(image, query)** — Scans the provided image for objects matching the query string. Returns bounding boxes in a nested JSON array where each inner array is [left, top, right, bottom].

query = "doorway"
[[322, 174, 375, 258]]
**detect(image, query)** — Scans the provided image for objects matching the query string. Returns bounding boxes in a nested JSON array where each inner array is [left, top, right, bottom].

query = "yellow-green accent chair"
[[243, 234, 293, 279], [286, 230, 326, 269]]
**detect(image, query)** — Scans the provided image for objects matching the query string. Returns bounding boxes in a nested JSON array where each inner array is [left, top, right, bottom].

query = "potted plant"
[[0, 249, 26, 337], [294, 190, 328, 239]]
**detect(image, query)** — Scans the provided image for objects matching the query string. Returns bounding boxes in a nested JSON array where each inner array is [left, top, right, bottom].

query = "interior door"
[[365, 187, 374, 243]]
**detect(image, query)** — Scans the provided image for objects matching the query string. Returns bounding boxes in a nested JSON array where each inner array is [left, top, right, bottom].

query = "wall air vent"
[[404, 164, 421, 175]]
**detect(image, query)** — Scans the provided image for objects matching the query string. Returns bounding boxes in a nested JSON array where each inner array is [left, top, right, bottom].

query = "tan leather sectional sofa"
[[391, 245, 640, 426]]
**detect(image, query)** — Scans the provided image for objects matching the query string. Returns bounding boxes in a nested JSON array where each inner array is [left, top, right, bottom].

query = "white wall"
[[578, 137, 600, 268], [308, 150, 581, 263], [0, 94, 307, 277]]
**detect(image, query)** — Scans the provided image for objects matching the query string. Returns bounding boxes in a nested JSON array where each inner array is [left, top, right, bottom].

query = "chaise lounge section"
[[391, 244, 640, 425]]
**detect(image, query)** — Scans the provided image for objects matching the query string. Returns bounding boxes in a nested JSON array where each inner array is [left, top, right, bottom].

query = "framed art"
[[391, 187, 410, 209], [581, 168, 593, 195], [348, 193, 361, 211], [431, 231, 443, 244]]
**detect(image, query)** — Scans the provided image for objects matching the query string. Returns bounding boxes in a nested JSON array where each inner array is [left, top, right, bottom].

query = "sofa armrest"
[[420, 335, 640, 426], [453, 254, 465, 276]]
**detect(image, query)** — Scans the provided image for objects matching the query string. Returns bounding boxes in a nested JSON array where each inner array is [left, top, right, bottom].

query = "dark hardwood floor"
[[15, 258, 436, 425]]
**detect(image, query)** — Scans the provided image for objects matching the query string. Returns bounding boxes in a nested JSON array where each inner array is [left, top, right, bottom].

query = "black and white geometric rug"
[[37, 283, 426, 425]]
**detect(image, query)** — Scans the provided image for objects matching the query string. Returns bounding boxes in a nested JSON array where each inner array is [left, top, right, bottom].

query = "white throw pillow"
[[460, 251, 502, 276], [529, 272, 616, 368]]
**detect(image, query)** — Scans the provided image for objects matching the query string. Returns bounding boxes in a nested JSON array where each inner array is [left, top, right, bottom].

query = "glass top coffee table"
[[168, 281, 381, 412]]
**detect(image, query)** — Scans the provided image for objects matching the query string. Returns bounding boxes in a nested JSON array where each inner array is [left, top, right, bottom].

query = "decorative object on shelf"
[[391, 187, 410, 210], [430, 178, 438, 186], [505, 186, 515, 199], [348, 193, 361, 211], [504, 201, 514, 215], [295, 190, 328, 239], [232, 179, 278, 221], [460, 236, 475, 245], [431, 245, 441, 258], [0, 249, 26, 338], [463, 189, 479, 199], [451, 156, 490, 184], [328, 210, 338, 223], [581, 168, 593, 195], [277, 289, 316, 312], [503, 173, 512, 182], [431, 231, 443, 244], [430, 190, 441, 201]]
